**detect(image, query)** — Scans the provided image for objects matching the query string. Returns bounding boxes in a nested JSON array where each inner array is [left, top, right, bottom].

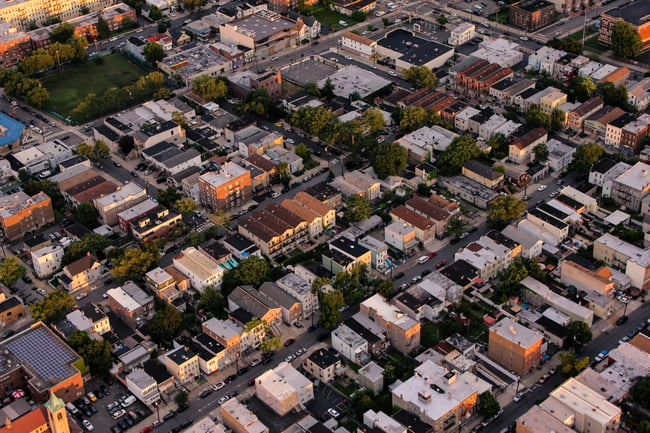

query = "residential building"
[[202, 318, 242, 362], [546, 139, 576, 172], [462, 160, 504, 189], [593, 233, 650, 290], [255, 362, 314, 415], [56, 304, 110, 339], [508, 126, 548, 164], [344, 170, 381, 201], [560, 254, 616, 297], [259, 282, 302, 325], [540, 378, 621, 433], [391, 360, 491, 429], [396, 125, 458, 162], [584, 106, 625, 138], [360, 294, 420, 354], [135, 120, 184, 150], [611, 161, 650, 212], [620, 114, 650, 154], [566, 97, 604, 132], [239, 204, 308, 257], [221, 397, 269, 433], [0, 0, 115, 31], [388, 209, 434, 246], [521, 276, 594, 325], [0, 322, 85, 403], [323, 236, 372, 274], [276, 272, 319, 319], [60, 254, 104, 293], [509, 0, 556, 31], [281, 192, 336, 240], [219, 10, 303, 55], [0, 297, 25, 327], [488, 317, 543, 375], [406, 195, 461, 238], [439, 176, 500, 209], [235, 125, 283, 158], [341, 31, 377, 56], [358, 362, 384, 395], [192, 332, 228, 375], [93, 182, 147, 226], [117, 198, 159, 233], [0, 24, 31, 68], [589, 158, 618, 187], [125, 369, 161, 405], [539, 90, 567, 115], [501, 225, 544, 259], [222, 233, 261, 260], [199, 162, 253, 212], [107, 281, 155, 328], [173, 247, 225, 291], [627, 78, 650, 111], [605, 112, 636, 147], [164, 346, 200, 383], [393, 286, 444, 321], [31, 243, 65, 278], [516, 405, 577, 433], [0, 192, 55, 241], [145, 266, 184, 306], [230, 69, 283, 100], [228, 285, 282, 328], [473, 38, 524, 68], [331, 322, 370, 364], [454, 232, 520, 281], [598, 2, 650, 53], [524, 207, 571, 245], [303, 349, 341, 383], [448, 22, 475, 46], [131, 206, 182, 244], [489, 78, 536, 106]]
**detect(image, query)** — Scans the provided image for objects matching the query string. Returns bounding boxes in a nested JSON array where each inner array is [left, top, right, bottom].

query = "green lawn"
[[312, 7, 356, 30], [583, 35, 608, 55], [43, 54, 147, 117]]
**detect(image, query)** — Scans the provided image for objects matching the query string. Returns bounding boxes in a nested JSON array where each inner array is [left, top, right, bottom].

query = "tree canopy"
[[319, 289, 345, 329], [437, 135, 481, 176], [344, 194, 372, 223], [0, 256, 26, 287], [446, 216, 469, 238], [478, 391, 500, 418], [631, 375, 650, 409], [372, 142, 407, 179], [222, 256, 270, 294], [29, 289, 75, 324], [76, 140, 109, 163], [68, 331, 113, 375], [569, 143, 604, 173], [146, 303, 183, 344], [559, 352, 589, 377], [62, 233, 111, 266], [403, 66, 439, 89], [143, 42, 165, 64], [75, 202, 100, 229], [174, 198, 198, 215], [611, 21, 643, 59], [111, 246, 160, 282], [567, 76, 597, 103], [192, 75, 229, 101], [488, 195, 527, 227], [566, 321, 593, 349]]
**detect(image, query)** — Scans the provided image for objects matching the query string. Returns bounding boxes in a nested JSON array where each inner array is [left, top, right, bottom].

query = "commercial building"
[[159, 44, 232, 86], [219, 10, 303, 56], [107, 281, 155, 328], [598, 2, 650, 53], [0, 192, 55, 241], [164, 346, 200, 383], [593, 233, 650, 290], [488, 317, 543, 375], [341, 31, 377, 56], [199, 162, 253, 212], [173, 247, 225, 291], [377, 29, 454, 71], [125, 369, 161, 406], [255, 362, 314, 415], [360, 294, 420, 354], [509, 0, 555, 31], [93, 182, 147, 227], [448, 22, 475, 46]]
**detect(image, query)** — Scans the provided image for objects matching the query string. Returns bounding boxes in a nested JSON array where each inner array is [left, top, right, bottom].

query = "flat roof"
[[603, 1, 650, 26], [0, 113, 25, 147], [228, 11, 296, 42], [378, 29, 453, 66], [512, 0, 554, 12], [490, 317, 542, 348]]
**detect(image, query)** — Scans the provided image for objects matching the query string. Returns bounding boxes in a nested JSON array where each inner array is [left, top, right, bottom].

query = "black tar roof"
[[590, 157, 617, 174], [529, 208, 568, 229], [308, 349, 339, 369], [330, 236, 369, 258], [392, 410, 432, 433], [377, 29, 452, 67], [0, 296, 21, 311], [344, 317, 381, 344], [143, 359, 173, 383], [512, 0, 554, 13], [440, 259, 478, 286], [565, 253, 602, 272], [603, 2, 650, 26], [223, 233, 255, 252]]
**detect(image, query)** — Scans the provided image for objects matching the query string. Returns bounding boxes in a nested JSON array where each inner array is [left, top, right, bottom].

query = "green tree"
[[68, 331, 113, 375], [198, 286, 226, 318], [566, 321, 593, 349], [488, 195, 527, 227], [416, 183, 432, 197], [524, 105, 552, 129], [351, 10, 366, 22], [403, 66, 439, 89], [192, 75, 229, 101], [567, 76, 597, 102], [437, 14, 448, 28], [597, 82, 630, 110], [143, 42, 165, 65], [372, 142, 407, 179], [559, 352, 590, 377], [148, 5, 163, 21], [0, 256, 26, 287], [96, 17, 110, 40], [183, 0, 208, 11], [569, 142, 604, 173], [437, 135, 481, 176], [239, 88, 273, 117], [76, 140, 109, 163], [446, 216, 469, 238], [111, 246, 160, 282], [478, 391, 500, 418], [75, 202, 100, 228], [344, 194, 371, 223], [533, 142, 548, 163], [27, 86, 50, 108], [611, 21, 643, 59], [304, 82, 321, 97], [319, 289, 344, 329], [29, 289, 75, 323], [631, 375, 650, 409], [62, 233, 111, 265], [146, 303, 183, 344], [158, 186, 182, 208], [362, 107, 387, 134], [373, 279, 393, 297], [638, 420, 650, 433], [261, 335, 283, 353], [175, 391, 189, 408], [295, 143, 311, 161], [174, 197, 198, 215], [321, 78, 335, 99], [488, 133, 508, 159], [221, 256, 270, 294], [49, 23, 75, 43]]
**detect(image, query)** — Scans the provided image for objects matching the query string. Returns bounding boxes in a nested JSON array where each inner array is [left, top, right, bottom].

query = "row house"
[[508, 126, 548, 164], [619, 114, 650, 154], [604, 112, 636, 148], [173, 247, 225, 291], [228, 285, 282, 328], [405, 195, 460, 237], [93, 182, 147, 227], [454, 58, 513, 96], [462, 160, 504, 189], [584, 106, 626, 138], [131, 207, 182, 244], [454, 230, 521, 281], [627, 78, 650, 111], [489, 78, 536, 106], [238, 203, 308, 256], [610, 161, 650, 213], [565, 97, 604, 132], [281, 191, 336, 240]]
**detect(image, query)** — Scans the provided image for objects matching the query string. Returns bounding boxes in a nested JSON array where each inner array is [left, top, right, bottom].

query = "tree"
[[304, 82, 321, 97], [192, 75, 228, 101], [76, 140, 109, 163], [146, 303, 183, 343], [174, 197, 198, 215], [75, 202, 100, 228], [533, 142, 548, 163], [319, 289, 344, 329], [49, 23, 75, 43], [68, 331, 113, 375], [221, 256, 270, 294], [143, 42, 165, 64], [478, 391, 500, 418], [559, 352, 589, 377], [0, 256, 26, 287], [488, 132, 508, 159], [111, 246, 160, 282], [372, 142, 407, 179], [62, 233, 111, 265], [416, 183, 432, 197], [148, 5, 163, 21], [398, 106, 429, 131], [631, 375, 650, 409], [29, 289, 75, 323], [158, 187, 182, 208], [488, 195, 527, 227], [239, 88, 274, 117], [403, 66, 439, 89], [198, 286, 226, 318], [362, 107, 386, 134], [373, 279, 393, 297], [261, 335, 283, 353], [446, 216, 469, 238], [524, 105, 552, 129], [351, 10, 366, 22], [611, 21, 643, 59], [295, 143, 311, 161], [183, 0, 208, 11], [437, 135, 481, 176], [437, 14, 448, 28], [175, 391, 189, 408], [344, 194, 371, 223], [96, 17, 110, 40], [566, 321, 593, 349], [597, 82, 630, 110], [118, 135, 135, 155], [569, 143, 604, 173], [27, 86, 50, 108], [567, 76, 597, 102]]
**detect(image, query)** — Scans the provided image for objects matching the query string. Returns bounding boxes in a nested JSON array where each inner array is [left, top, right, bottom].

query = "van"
[[66, 402, 79, 415], [121, 395, 136, 408]]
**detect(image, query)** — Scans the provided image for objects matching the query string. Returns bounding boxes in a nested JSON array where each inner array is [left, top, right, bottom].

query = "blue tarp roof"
[[0, 113, 25, 147]]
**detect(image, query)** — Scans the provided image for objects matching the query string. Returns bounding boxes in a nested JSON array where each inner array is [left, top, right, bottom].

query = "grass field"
[[312, 7, 358, 30], [43, 54, 147, 117]]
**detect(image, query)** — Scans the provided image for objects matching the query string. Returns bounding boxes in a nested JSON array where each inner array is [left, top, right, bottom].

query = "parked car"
[[594, 350, 609, 362], [327, 408, 340, 418], [212, 382, 225, 391], [199, 389, 213, 399], [162, 411, 176, 421], [417, 256, 430, 264], [284, 338, 295, 347]]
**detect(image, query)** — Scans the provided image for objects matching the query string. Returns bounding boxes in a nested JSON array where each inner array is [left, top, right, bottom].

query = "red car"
[[284, 338, 295, 347], [428, 252, 437, 258], [140, 428, 153, 433], [436, 260, 446, 269]]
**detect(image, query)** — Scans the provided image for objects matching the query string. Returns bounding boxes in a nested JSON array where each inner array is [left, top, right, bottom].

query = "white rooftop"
[[318, 65, 391, 98], [94, 182, 145, 207], [221, 398, 268, 433], [203, 318, 243, 341], [596, 233, 650, 267], [614, 161, 650, 191], [199, 162, 250, 187], [107, 287, 143, 312], [490, 317, 542, 349]]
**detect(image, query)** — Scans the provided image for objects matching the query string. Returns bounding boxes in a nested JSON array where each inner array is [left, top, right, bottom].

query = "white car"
[[286, 138, 295, 144], [37, 288, 47, 296], [537, 185, 547, 191], [388, 71, 396, 76], [417, 256, 430, 264], [212, 382, 225, 391], [250, 359, 261, 367], [218, 396, 229, 405], [285, 354, 296, 362], [112, 409, 126, 419], [82, 419, 94, 431], [327, 408, 340, 418], [271, 191, 281, 198], [75, 292, 87, 300], [344, 56, 352, 60]]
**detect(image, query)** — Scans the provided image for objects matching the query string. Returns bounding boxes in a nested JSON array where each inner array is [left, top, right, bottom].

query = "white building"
[[255, 362, 314, 415], [448, 22, 475, 46], [341, 31, 377, 56], [276, 272, 319, 319], [472, 38, 524, 68], [332, 323, 369, 364], [31, 243, 65, 278], [520, 276, 594, 326], [125, 369, 161, 405], [546, 138, 576, 172], [173, 247, 225, 291], [384, 221, 417, 252]]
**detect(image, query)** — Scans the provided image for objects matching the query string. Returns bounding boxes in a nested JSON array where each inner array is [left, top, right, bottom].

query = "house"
[[508, 126, 548, 164], [488, 317, 544, 375], [276, 272, 319, 319], [55, 304, 111, 339], [341, 31, 377, 56], [344, 170, 381, 201], [593, 233, 650, 290], [620, 114, 650, 154], [221, 398, 269, 433], [516, 405, 577, 433], [565, 97, 604, 132], [222, 233, 261, 260], [454, 232, 520, 281], [173, 247, 225, 291], [31, 243, 65, 279], [60, 254, 105, 293], [584, 106, 625, 138], [448, 22, 475, 46], [359, 294, 420, 354], [462, 160, 504, 189], [501, 224, 544, 259], [202, 318, 242, 362], [117, 198, 160, 233], [135, 120, 184, 150], [438, 176, 500, 209], [627, 78, 650, 111], [302, 349, 341, 383], [393, 286, 444, 321], [546, 139, 576, 172], [199, 163, 253, 212], [560, 253, 615, 297], [605, 112, 636, 147], [228, 285, 282, 327], [258, 282, 302, 325], [192, 332, 228, 375], [588, 158, 618, 187], [145, 267, 185, 306], [254, 362, 314, 415], [164, 346, 200, 383], [93, 182, 147, 226], [406, 195, 461, 238], [0, 192, 55, 241], [107, 281, 155, 328], [358, 362, 384, 395], [472, 38, 524, 68], [384, 220, 418, 253], [0, 297, 25, 327], [131, 206, 182, 244], [610, 161, 650, 212], [125, 369, 161, 406], [323, 236, 372, 274]]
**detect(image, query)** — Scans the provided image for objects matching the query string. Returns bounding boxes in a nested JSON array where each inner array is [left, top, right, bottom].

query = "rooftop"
[[595, 233, 650, 266], [199, 162, 250, 187], [307, 349, 339, 369], [516, 405, 575, 433], [225, 11, 297, 42], [490, 317, 543, 348], [614, 161, 650, 191], [541, 378, 621, 426], [603, 1, 650, 26], [512, 0, 554, 12], [166, 345, 197, 365], [377, 29, 453, 67]]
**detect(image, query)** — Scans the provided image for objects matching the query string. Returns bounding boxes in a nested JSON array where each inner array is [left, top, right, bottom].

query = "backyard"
[[312, 6, 361, 30], [42, 54, 148, 117]]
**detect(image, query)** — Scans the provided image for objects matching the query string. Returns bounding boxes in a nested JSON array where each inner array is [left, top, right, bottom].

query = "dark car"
[[110, 425, 122, 433], [179, 420, 193, 428], [100, 385, 110, 395], [177, 405, 190, 413], [89, 404, 97, 414], [284, 338, 295, 347], [307, 324, 319, 333], [616, 316, 628, 326], [392, 272, 405, 280], [225, 375, 237, 383], [237, 366, 249, 376], [199, 389, 213, 399], [131, 171, 139, 178], [163, 411, 176, 421], [311, 40, 319, 45], [117, 419, 128, 430], [261, 357, 274, 365], [421, 269, 432, 277], [449, 237, 460, 245], [124, 416, 134, 426], [22, 276, 32, 283]]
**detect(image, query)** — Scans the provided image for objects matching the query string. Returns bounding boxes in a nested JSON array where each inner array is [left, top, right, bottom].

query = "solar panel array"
[[6, 326, 76, 380]]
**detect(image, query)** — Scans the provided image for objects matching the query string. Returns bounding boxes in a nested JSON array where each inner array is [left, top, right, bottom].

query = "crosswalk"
[[43, 129, 70, 141]]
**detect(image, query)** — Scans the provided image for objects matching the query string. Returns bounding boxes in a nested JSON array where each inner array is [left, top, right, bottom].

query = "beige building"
[[172, 247, 225, 291], [341, 31, 377, 56], [60, 254, 105, 292], [93, 182, 147, 226], [164, 346, 200, 383], [302, 349, 341, 383], [488, 318, 543, 375], [448, 22, 476, 46], [559, 254, 615, 297], [516, 405, 576, 433], [125, 368, 161, 406], [610, 161, 650, 212], [593, 233, 650, 291], [521, 276, 594, 326], [539, 91, 567, 115], [0, 0, 114, 31], [540, 378, 621, 433], [360, 294, 420, 354], [255, 362, 314, 415], [221, 398, 269, 433]]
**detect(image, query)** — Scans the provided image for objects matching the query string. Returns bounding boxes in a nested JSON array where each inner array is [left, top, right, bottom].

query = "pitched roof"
[[342, 31, 375, 46], [390, 205, 435, 230], [64, 254, 99, 276]]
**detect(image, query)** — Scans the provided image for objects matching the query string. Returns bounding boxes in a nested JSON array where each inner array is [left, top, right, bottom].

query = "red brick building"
[[0, 25, 31, 68], [0, 192, 55, 241], [509, 0, 555, 31], [598, 2, 650, 53]]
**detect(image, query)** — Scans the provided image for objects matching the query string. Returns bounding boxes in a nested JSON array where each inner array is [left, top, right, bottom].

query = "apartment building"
[[228, 285, 282, 328], [405, 195, 460, 237], [359, 294, 420, 354], [598, 2, 650, 53], [388, 208, 433, 246], [221, 397, 269, 433], [93, 182, 147, 226], [281, 191, 336, 240], [255, 362, 314, 415], [107, 281, 155, 328], [508, 126, 548, 164], [145, 266, 184, 306], [627, 78, 650, 111], [448, 22, 475, 46], [164, 346, 200, 383], [560, 253, 615, 297], [303, 349, 341, 383], [31, 243, 65, 278], [565, 96, 604, 132], [131, 207, 182, 244], [202, 318, 242, 362], [323, 236, 373, 274], [0, 191, 55, 241], [0, 24, 31, 68], [604, 112, 636, 147], [199, 162, 253, 212], [620, 114, 650, 154], [520, 276, 594, 326], [610, 161, 650, 212], [258, 282, 302, 325], [172, 247, 225, 291], [60, 254, 105, 292], [584, 106, 625, 138], [454, 231, 521, 281], [117, 198, 159, 233], [509, 0, 555, 31], [341, 31, 377, 56], [517, 405, 576, 433], [125, 369, 161, 406], [238, 204, 308, 257], [276, 272, 319, 319], [391, 360, 491, 430], [0, 0, 114, 31], [593, 233, 650, 290], [488, 317, 543, 375]]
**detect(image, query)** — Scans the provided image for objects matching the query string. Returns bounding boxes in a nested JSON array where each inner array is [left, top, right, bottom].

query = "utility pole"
[[581, 10, 588, 53]]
